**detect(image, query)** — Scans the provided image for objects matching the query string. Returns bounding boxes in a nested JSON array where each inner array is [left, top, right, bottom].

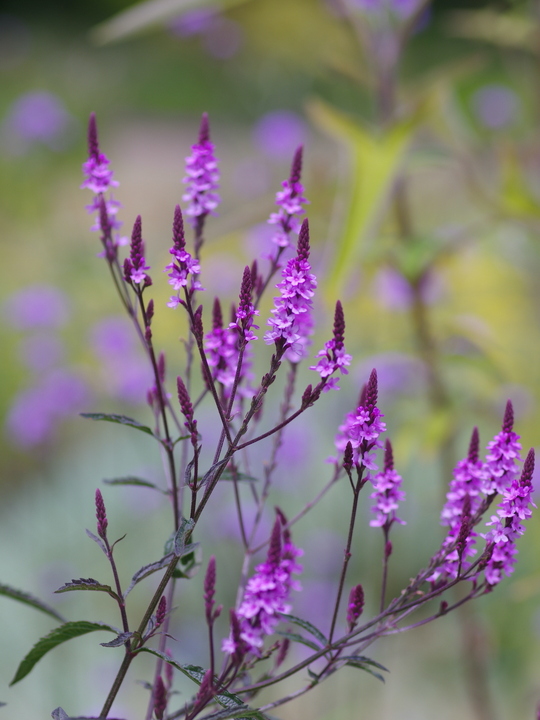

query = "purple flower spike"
[[125, 215, 151, 285], [81, 114, 118, 194], [265, 219, 317, 362], [334, 372, 386, 469], [483, 400, 522, 495], [156, 595, 167, 628], [204, 556, 222, 624], [222, 517, 302, 657], [166, 205, 203, 307], [483, 448, 536, 586], [177, 376, 198, 445], [346, 584, 365, 630], [95, 489, 108, 539], [369, 439, 406, 529], [182, 112, 220, 226], [268, 146, 309, 249], [81, 113, 125, 255], [440, 427, 486, 529], [229, 266, 259, 342], [310, 300, 352, 390], [153, 676, 167, 720]]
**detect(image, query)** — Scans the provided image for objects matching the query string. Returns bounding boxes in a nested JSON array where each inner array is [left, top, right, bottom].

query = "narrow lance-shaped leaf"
[[275, 630, 320, 652], [80, 413, 155, 437], [173, 517, 195, 557], [0, 583, 65, 623], [11, 621, 118, 685], [54, 578, 120, 602], [279, 613, 329, 649], [136, 648, 247, 711], [123, 554, 175, 598], [100, 631, 134, 648], [103, 476, 163, 491], [307, 98, 422, 295]]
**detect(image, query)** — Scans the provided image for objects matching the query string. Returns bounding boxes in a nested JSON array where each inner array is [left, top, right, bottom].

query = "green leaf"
[[103, 476, 162, 491], [279, 613, 328, 649], [91, 0, 255, 45], [80, 413, 154, 437], [345, 660, 386, 682], [172, 544, 202, 579], [275, 630, 320, 652], [220, 470, 259, 483], [54, 578, 120, 602], [340, 655, 389, 673], [136, 649, 246, 711], [173, 517, 195, 557], [11, 621, 117, 685], [307, 98, 422, 294], [0, 583, 65, 623], [124, 554, 175, 598]]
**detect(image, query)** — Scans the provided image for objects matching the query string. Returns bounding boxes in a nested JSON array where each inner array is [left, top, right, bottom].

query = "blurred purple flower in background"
[[90, 316, 153, 404], [373, 266, 443, 310], [3, 284, 70, 329], [6, 369, 91, 447], [253, 111, 308, 160], [472, 84, 520, 130], [168, 9, 243, 59], [1, 91, 75, 154], [18, 334, 65, 372]]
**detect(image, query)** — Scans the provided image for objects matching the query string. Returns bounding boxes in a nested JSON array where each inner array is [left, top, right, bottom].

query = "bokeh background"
[[1, 0, 540, 718]]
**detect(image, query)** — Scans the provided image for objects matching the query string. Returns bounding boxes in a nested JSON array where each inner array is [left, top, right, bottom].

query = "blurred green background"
[[1, 0, 540, 718]]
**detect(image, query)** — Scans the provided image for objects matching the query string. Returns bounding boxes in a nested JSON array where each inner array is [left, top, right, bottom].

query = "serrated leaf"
[[173, 517, 195, 557], [54, 578, 120, 601], [11, 621, 117, 685], [100, 631, 133, 647], [52, 709, 69, 720], [80, 413, 154, 437], [201, 708, 273, 720], [220, 470, 259, 483], [0, 583, 65, 623], [103, 476, 162, 491], [340, 655, 389, 673], [136, 649, 246, 711], [275, 630, 320, 652], [85, 529, 107, 555], [123, 554, 175, 598], [344, 659, 386, 683], [279, 613, 328, 649]]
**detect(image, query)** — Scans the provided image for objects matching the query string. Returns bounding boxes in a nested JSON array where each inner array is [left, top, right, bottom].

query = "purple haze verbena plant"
[[6, 112, 535, 720]]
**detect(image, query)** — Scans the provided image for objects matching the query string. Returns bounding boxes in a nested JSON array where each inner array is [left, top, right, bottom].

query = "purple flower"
[[346, 584, 365, 630], [205, 299, 256, 400], [124, 215, 151, 285], [482, 449, 536, 586], [369, 439, 406, 528], [81, 113, 126, 257], [223, 517, 302, 656], [440, 428, 487, 529], [334, 370, 386, 468], [267, 146, 309, 249], [310, 300, 352, 388], [165, 205, 203, 307], [229, 266, 259, 342], [265, 219, 316, 362], [482, 401, 522, 495], [182, 113, 220, 226]]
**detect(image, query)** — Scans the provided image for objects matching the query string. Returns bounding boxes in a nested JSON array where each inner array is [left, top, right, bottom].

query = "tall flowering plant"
[[3, 113, 535, 720]]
